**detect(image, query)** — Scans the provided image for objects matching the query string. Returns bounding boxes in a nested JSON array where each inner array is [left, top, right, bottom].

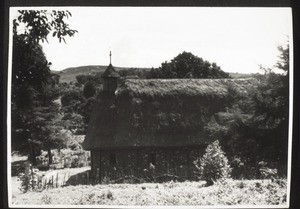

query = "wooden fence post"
[[56, 173, 59, 188], [63, 172, 66, 186], [51, 175, 54, 188]]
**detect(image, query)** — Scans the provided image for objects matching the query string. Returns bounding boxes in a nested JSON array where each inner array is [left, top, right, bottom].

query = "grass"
[[11, 178, 287, 206]]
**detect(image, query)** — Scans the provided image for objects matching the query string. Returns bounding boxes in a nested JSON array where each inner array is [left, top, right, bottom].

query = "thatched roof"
[[116, 78, 255, 98], [102, 64, 120, 78], [83, 78, 258, 150]]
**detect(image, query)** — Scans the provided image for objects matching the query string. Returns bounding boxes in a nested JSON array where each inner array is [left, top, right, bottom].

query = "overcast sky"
[[11, 7, 292, 74]]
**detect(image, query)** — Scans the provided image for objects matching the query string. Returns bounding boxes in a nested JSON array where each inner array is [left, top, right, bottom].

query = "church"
[[82, 53, 257, 183]]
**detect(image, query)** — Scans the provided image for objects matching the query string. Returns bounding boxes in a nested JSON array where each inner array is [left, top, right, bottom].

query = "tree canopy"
[[11, 10, 78, 164], [148, 51, 231, 79], [207, 43, 290, 178]]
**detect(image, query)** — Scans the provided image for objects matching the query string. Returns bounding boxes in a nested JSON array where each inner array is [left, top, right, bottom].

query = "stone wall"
[[91, 145, 205, 182]]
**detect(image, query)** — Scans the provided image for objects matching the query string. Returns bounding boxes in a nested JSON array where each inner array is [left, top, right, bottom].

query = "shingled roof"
[[83, 78, 258, 150], [102, 64, 120, 78]]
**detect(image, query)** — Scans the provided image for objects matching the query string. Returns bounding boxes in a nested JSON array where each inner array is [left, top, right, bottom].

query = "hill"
[[52, 65, 128, 83], [53, 65, 252, 84], [228, 72, 254, 79]]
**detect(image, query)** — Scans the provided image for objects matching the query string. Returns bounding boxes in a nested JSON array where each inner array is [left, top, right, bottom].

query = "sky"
[[11, 7, 292, 74]]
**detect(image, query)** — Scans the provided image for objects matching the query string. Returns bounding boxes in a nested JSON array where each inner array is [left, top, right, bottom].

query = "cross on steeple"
[[109, 51, 112, 64]]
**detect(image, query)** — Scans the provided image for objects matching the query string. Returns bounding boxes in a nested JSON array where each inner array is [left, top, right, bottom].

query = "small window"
[[109, 152, 116, 164], [149, 153, 156, 165]]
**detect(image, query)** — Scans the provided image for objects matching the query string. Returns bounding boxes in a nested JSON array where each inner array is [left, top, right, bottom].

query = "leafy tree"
[[61, 112, 85, 134], [11, 10, 77, 164], [13, 10, 77, 44], [76, 74, 103, 85], [249, 44, 289, 174], [61, 90, 85, 108], [149, 51, 230, 79], [208, 44, 290, 179], [29, 105, 68, 165], [75, 75, 86, 85], [83, 81, 96, 99], [79, 97, 97, 130]]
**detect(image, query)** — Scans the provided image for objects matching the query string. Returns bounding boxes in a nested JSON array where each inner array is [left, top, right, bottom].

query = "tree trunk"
[[48, 148, 53, 166]]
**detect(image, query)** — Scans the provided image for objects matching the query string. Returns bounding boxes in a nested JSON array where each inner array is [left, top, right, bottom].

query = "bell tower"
[[102, 51, 120, 94]]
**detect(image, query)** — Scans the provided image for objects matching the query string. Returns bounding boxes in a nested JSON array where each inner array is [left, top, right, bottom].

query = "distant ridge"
[[52, 65, 149, 83], [52, 65, 252, 83]]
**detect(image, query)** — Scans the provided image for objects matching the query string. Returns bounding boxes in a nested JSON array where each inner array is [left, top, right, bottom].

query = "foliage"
[[28, 105, 70, 165], [83, 81, 96, 99], [61, 113, 85, 134], [194, 140, 232, 185], [36, 148, 90, 169], [61, 90, 85, 107], [13, 10, 77, 44], [11, 10, 77, 164], [79, 97, 97, 128], [76, 74, 103, 85], [12, 37, 52, 105], [206, 44, 289, 179], [148, 51, 230, 79], [18, 162, 43, 193], [118, 68, 150, 79], [12, 9, 77, 107]]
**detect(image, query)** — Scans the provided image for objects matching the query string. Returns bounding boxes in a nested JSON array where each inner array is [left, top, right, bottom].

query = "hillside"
[[52, 65, 252, 84], [52, 65, 151, 83], [229, 72, 254, 79]]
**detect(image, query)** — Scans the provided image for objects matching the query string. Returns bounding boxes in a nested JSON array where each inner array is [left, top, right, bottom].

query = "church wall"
[[91, 145, 205, 183]]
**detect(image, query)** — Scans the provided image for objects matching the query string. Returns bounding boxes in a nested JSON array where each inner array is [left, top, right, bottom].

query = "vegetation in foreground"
[[11, 178, 287, 206]]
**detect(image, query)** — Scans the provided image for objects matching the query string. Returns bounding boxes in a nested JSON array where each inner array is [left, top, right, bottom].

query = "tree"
[[148, 51, 231, 79], [13, 10, 77, 44], [83, 81, 96, 99], [61, 90, 85, 108], [209, 44, 290, 179], [29, 105, 68, 166], [79, 97, 97, 131], [11, 10, 77, 164], [249, 44, 289, 173], [194, 140, 232, 185]]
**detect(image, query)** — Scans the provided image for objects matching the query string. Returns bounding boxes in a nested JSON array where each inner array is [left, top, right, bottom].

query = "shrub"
[[18, 162, 43, 192], [83, 81, 96, 99], [61, 90, 85, 107], [194, 140, 232, 185], [36, 148, 90, 169]]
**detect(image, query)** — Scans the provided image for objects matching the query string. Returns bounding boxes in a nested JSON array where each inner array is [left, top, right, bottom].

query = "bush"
[[83, 81, 96, 99], [61, 90, 85, 107], [36, 148, 90, 169], [194, 140, 232, 185], [18, 162, 43, 192]]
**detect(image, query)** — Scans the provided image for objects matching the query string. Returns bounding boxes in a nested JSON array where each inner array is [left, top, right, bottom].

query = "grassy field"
[[11, 178, 287, 206]]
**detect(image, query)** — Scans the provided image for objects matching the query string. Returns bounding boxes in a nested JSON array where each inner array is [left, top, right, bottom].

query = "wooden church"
[[82, 53, 257, 182]]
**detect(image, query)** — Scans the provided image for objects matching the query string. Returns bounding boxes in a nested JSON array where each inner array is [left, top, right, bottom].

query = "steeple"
[[109, 51, 112, 64], [102, 51, 120, 94]]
